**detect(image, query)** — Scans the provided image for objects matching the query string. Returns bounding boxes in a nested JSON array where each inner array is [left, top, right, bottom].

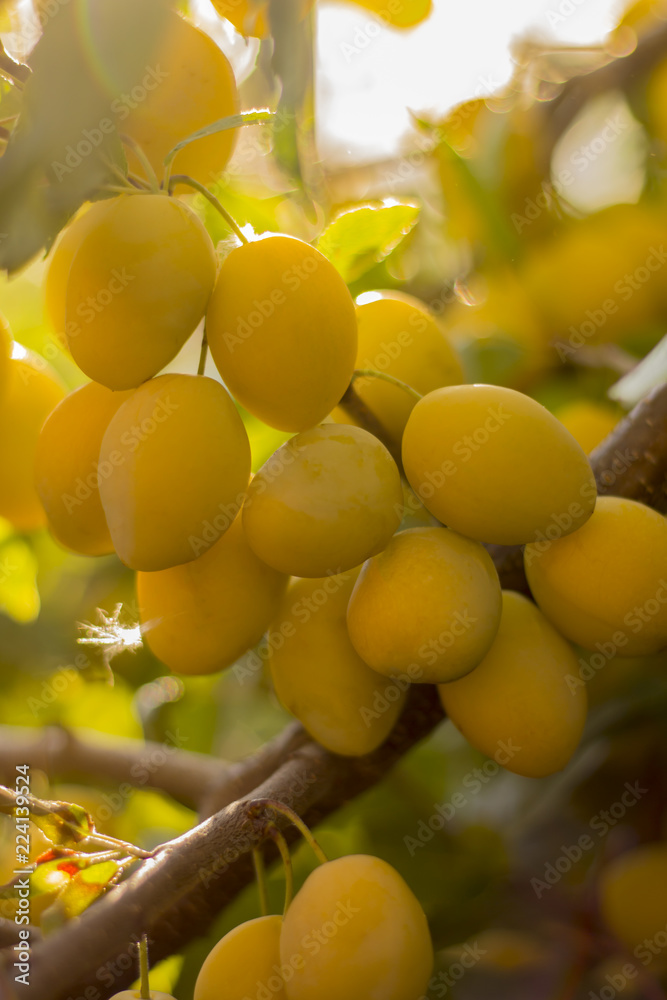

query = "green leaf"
[[39, 858, 129, 933], [430, 128, 520, 261], [30, 801, 94, 848], [316, 201, 420, 283], [269, 0, 316, 205], [0, 846, 118, 905], [0, 851, 72, 902], [0, 524, 40, 623], [29, 850, 81, 895], [0, 0, 169, 272]]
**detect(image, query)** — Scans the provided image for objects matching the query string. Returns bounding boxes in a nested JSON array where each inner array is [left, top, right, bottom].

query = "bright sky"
[[5, 0, 631, 166], [313, 0, 626, 161]]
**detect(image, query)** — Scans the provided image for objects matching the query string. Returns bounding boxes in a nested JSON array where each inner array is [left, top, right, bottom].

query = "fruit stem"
[[101, 184, 144, 196], [352, 369, 423, 403], [138, 933, 150, 1000], [161, 108, 276, 192], [167, 174, 249, 246], [119, 134, 160, 192], [128, 173, 152, 191], [102, 156, 151, 193], [268, 823, 294, 915], [248, 798, 328, 866], [252, 847, 269, 917], [197, 328, 209, 377], [81, 830, 154, 859]]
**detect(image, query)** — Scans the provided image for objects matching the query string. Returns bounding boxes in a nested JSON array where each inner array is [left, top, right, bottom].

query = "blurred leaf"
[[457, 334, 528, 389], [0, 0, 169, 272], [425, 119, 521, 260], [200, 183, 286, 244], [114, 788, 195, 852], [0, 525, 40, 623], [270, 0, 317, 207], [149, 674, 219, 756], [60, 675, 143, 739], [132, 954, 184, 996], [316, 202, 420, 283], [39, 857, 128, 932]]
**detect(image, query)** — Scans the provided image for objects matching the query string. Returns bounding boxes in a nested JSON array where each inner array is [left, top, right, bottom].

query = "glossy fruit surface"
[[599, 843, 667, 952], [0, 356, 65, 531], [402, 383, 597, 545], [109, 993, 177, 1000], [439, 591, 587, 778], [555, 400, 619, 454], [64, 194, 217, 390], [99, 374, 251, 571], [279, 854, 433, 1000], [35, 381, 132, 556], [206, 235, 357, 432], [123, 9, 239, 186], [243, 424, 402, 577], [44, 201, 115, 350], [346, 526, 502, 683], [194, 915, 285, 1000], [0, 313, 11, 399], [525, 496, 667, 656], [138, 513, 287, 675], [269, 571, 406, 756], [335, 291, 463, 441]]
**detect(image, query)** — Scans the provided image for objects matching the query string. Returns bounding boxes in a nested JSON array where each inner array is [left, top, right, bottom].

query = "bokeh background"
[[0, 0, 666, 997]]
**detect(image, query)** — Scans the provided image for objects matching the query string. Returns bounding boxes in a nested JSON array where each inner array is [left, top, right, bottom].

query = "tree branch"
[[21, 686, 444, 1000], [0, 725, 226, 813], [0, 919, 40, 950]]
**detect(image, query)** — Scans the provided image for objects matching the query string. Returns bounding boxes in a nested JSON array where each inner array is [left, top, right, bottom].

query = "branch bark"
[[1, 382, 663, 1000], [18, 686, 444, 1000], [0, 725, 226, 813], [0, 919, 39, 950]]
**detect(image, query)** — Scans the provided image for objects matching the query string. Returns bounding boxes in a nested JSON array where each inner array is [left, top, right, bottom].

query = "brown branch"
[[0, 918, 40, 950], [589, 381, 667, 513], [0, 725, 226, 812], [3, 383, 666, 1000], [199, 721, 310, 819], [22, 686, 444, 1000]]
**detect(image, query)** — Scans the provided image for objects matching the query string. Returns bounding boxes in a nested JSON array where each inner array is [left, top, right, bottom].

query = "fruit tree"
[[0, 1, 665, 999]]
